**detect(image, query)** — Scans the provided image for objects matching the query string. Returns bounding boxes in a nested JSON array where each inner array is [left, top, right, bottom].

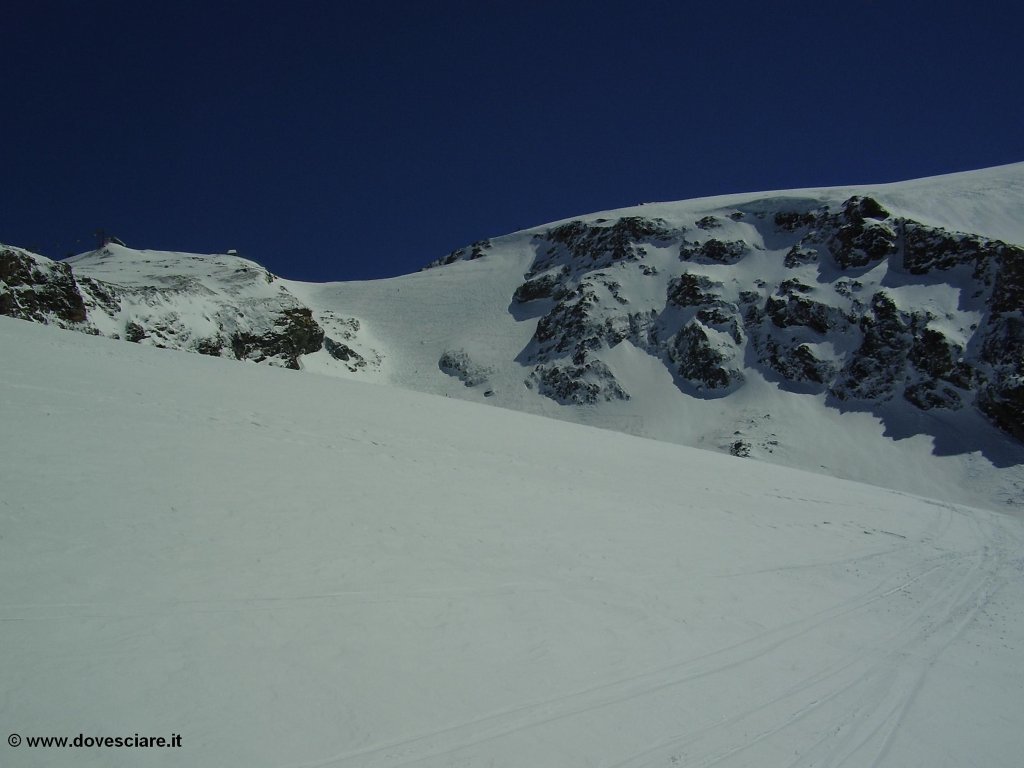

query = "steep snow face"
[[2, 163, 1023, 509], [2, 316, 1023, 768]]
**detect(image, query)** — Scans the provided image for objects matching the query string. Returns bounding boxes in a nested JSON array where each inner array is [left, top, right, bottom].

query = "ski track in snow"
[[285, 506, 1014, 768]]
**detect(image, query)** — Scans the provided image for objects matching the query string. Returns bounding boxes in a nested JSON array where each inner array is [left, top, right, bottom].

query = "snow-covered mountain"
[[3, 163, 1024, 509], [2, 315, 1022, 767]]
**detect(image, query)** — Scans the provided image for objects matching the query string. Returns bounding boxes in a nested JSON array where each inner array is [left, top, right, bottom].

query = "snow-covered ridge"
[[505, 160, 1024, 247], [3, 162, 1023, 509], [1, 243, 382, 375]]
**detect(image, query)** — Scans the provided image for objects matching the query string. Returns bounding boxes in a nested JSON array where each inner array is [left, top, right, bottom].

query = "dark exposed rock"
[[774, 210, 818, 231], [978, 377, 1024, 441], [680, 238, 748, 265], [903, 223, 974, 275], [195, 337, 225, 356], [680, 294, 743, 343], [513, 272, 563, 303], [729, 440, 751, 457], [278, 307, 324, 354], [764, 340, 836, 384], [438, 349, 491, 387], [670, 322, 742, 390], [900, 222, 1015, 281], [125, 321, 147, 343], [788, 196, 897, 271], [908, 326, 969, 387], [904, 381, 963, 411], [784, 245, 818, 268], [696, 306, 734, 326], [695, 215, 721, 230], [990, 244, 1024, 313], [230, 307, 324, 369], [978, 314, 1024, 436], [424, 239, 492, 269], [980, 318, 1023, 373], [530, 275, 642, 361], [765, 296, 837, 334], [842, 196, 890, 222], [602, 310, 659, 349], [533, 286, 603, 358], [324, 337, 366, 369], [833, 292, 909, 401], [827, 207, 899, 270], [779, 278, 813, 294], [531, 217, 684, 276], [765, 282, 847, 335], [666, 274, 721, 307], [834, 280, 863, 298], [527, 360, 628, 404], [0, 247, 87, 325]]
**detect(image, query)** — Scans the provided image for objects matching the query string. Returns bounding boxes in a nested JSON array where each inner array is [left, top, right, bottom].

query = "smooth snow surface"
[[2, 317, 1023, 767]]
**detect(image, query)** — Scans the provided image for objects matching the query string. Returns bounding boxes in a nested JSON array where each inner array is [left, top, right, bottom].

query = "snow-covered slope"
[[2, 316, 1022, 767], [291, 163, 1024, 510], [2, 163, 1023, 510]]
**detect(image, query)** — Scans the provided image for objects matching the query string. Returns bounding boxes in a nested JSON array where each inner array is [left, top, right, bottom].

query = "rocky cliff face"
[[494, 195, 1023, 441], [0, 246, 89, 328]]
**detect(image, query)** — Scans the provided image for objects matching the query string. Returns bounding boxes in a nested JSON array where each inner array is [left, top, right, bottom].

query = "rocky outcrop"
[[829, 198, 899, 269], [902, 223, 1001, 280], [324, 337, 366, 368], [512, 271, 567, 303], [669, 322, 743, 391], [833, 292, 911, 402], [784, 245, 819, 268], [424, 239, 492, 269], [977, 250, 1024, 437], [229, 308, 325, 369], [764, 340, 837, 385], [821, 197, 899, 270], [500, 197, 1024, 441], [679, 238, 748, 265], [764, 280, 849, 335], [228, 307, 323, 370], [978, 374, 1024, 441], [0, 247, 88, 326], [526, 360, 628, 404], [438, 349, 492, 387], [666, 274, 721, 308], [774, 210, 818, 232], [529, 217, 685, 277], [533, 284, 606, 360]]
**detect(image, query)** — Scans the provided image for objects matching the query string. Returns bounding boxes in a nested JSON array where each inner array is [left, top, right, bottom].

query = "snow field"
[[1, 317, 1022, 766]]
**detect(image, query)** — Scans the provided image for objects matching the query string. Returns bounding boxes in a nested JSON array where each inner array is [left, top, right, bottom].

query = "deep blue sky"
[[3, 1, 1022, 282]]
